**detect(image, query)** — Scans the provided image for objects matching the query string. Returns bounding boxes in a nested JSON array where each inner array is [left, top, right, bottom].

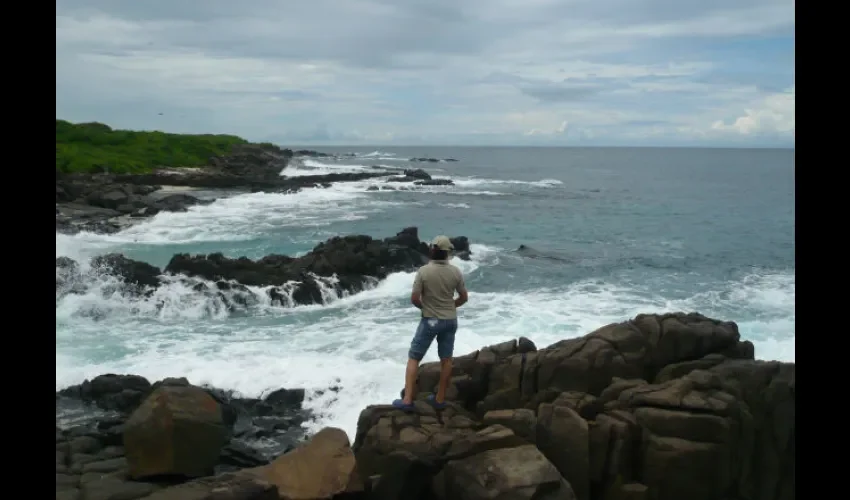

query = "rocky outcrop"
[[54, 313, 794, 500], [57, 373, 311, 463], [410, 157, 458, 163], [352, 312, 795, 500], [56, 227, 472, 309], [386, 168, 455, 186], [55, 180, 210, 234], [56, 144, 456, 235], [55, 140, 462, 235], [208, 144, 292, 180], [294, 149, 333, 157], [123, 386, 229, 479]]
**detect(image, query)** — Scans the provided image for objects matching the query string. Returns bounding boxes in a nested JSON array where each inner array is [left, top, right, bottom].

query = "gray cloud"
[[55, 0, 795, 146], [520, 84, 603, 103]]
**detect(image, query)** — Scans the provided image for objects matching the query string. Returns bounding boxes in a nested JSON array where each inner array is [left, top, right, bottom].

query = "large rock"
[[353, 312, 795, 500], [537, 404, 589, 500], [243, 427, 363, 499], [353, 403, 481, 478], [123, 386, 228, 479], [434, 444, 576, 500]]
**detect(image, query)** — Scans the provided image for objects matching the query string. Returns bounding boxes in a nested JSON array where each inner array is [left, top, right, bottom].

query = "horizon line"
[[282, 144, 795, 150]]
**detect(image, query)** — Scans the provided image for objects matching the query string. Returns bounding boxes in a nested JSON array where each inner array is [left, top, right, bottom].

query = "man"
[[393, 235, 468, 411]]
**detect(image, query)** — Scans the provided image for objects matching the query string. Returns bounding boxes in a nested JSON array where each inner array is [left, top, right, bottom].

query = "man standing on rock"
[[393, 235, 469, 411]]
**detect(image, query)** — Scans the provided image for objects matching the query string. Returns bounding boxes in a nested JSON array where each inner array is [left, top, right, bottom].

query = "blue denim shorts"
[[408, 317, 458, 361]]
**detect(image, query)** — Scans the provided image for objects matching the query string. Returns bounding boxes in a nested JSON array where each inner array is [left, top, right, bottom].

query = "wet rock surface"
[[56, 227, 471, 309]]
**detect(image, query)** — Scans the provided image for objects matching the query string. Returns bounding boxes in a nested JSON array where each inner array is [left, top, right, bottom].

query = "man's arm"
[[454, 272, 468, 308], [411, 270, 424, 309]]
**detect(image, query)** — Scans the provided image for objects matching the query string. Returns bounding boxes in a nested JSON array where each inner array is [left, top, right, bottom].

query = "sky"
[[55, 0, 795, 147]]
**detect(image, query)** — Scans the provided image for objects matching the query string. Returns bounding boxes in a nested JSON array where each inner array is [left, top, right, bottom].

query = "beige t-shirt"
[[412, 260, 466, 320]]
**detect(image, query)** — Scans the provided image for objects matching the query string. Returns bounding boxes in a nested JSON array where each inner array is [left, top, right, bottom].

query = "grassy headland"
[[56, 120, 257, 174]]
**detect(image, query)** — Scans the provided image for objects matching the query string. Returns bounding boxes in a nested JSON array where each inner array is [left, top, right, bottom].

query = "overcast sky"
[[56, 0, 795, 147]]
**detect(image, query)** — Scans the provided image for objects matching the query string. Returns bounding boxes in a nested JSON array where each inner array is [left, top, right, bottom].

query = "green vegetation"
[[56, 119, 251, 174]]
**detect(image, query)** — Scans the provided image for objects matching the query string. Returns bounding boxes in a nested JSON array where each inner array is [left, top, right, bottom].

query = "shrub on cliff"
[[55, 119, 263, 174]]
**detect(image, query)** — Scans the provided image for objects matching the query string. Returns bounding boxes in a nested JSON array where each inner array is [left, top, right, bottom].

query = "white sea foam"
[[56, 184, 394, 252]]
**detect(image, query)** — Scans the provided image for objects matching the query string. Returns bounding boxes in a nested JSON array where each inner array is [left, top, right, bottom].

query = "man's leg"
[[435, 358, 452, 403], [434, 319, 458, 404], [402, 358, 419, 405], [402, 318, 436, 405]]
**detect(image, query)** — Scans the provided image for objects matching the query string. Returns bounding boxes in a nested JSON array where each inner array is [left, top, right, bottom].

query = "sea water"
[[55, 146, 795, 439]]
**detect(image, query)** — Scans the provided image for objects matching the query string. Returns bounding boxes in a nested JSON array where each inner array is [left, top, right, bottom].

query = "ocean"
[[55, 146, 795, 440]]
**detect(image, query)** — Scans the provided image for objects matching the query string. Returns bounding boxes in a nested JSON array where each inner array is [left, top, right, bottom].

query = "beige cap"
[[431, 235, 454, 251]]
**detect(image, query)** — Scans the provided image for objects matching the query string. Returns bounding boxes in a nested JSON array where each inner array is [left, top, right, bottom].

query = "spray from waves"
[[56, 240, 794, 440], [284, 158, 404, 177], [55, 246, 493, 435], [286, 158, 561, 197], [56, 244, 491, 324], [341, 150, 452, 162], [451, 177, 563, 188], [349, 150, 409, 161], [56, 263, 367, 323]]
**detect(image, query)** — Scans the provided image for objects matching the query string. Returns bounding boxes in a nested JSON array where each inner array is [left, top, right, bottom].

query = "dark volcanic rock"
[[164, 226, 469, 306], [403, 168, 430, 180], [57, 374, 313, 464], [209, 143, 293, 180], [385, 168, 454, 186], [56, 227, 471, 308], [58, 374, 152, 413], [55, 391, 283, 500], [90, 254, 162, 290], [293, 149, 332, 157], [352, 312, 794, 500], [55, 177, 207, 234], [415, 178, 454, 186], [151, 193, 206, 213]]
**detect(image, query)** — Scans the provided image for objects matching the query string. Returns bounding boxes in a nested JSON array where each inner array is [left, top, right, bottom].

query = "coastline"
[[56, 145, 455, 236], [55, 312, 795, 500]]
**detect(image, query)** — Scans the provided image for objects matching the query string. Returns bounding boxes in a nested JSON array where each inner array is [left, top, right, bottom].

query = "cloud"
[[55, 0, 795, 146], [711, 84, 795, 136]]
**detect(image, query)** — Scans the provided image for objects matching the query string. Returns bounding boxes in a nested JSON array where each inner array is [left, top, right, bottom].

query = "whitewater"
[[55, 146, 795, 440]]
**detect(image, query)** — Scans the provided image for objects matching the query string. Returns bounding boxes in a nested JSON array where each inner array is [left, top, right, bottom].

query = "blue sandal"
[[392, 399, 415, 412], [427, 394, 447, 409]]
